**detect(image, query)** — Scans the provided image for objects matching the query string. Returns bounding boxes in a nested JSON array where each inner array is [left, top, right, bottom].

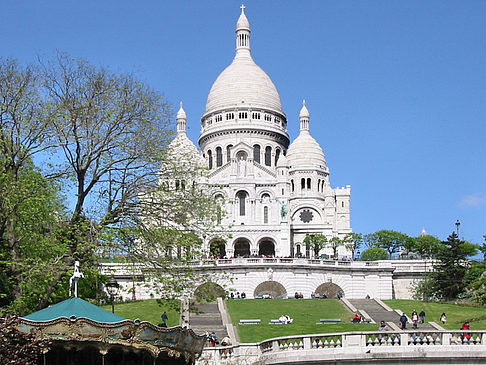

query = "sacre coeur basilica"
[[103, 6, 425, 301]]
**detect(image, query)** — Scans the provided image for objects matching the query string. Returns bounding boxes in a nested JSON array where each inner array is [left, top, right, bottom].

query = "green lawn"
[[226, 299, 376, 343], [384, 300, 486, 330], [100, 299, 180, 327]]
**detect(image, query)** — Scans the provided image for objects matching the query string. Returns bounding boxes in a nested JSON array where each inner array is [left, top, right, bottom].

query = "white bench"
[[316, 318, 341, 324], [239, 319, 261, 325]]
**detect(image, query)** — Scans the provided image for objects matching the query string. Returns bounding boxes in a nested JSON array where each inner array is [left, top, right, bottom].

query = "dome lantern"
[[299, 99, 310, 132], [176, 101, 187, 135]]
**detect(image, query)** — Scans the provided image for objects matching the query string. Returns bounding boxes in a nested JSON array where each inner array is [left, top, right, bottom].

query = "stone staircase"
[[188, 301, 228, 343], [347, 299, 437, 330]]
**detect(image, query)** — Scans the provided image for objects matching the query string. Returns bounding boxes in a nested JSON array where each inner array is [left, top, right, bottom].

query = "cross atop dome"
[[240, 4, 246, 12]]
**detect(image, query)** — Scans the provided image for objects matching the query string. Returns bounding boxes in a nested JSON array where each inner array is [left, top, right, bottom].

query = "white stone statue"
[[238, 156, 247, 176], [69, 261, 84, 298]]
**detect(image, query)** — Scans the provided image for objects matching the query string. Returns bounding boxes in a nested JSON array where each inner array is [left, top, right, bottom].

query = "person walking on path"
[[411, 310, 419, 329], [419, 310, 426, 324], [399, 313, 408, 330], [440, 313, 447, 324], [161, 311, 168, 327]]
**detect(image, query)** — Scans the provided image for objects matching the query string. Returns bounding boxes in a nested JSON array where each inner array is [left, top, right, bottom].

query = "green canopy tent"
[[22, 297, 126, 323]]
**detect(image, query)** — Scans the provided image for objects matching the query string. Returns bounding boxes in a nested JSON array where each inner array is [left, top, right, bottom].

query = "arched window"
[[263, 206, 268, 224], [175, 180, 180, 191], [226, 145, 233, 163], [208, 150, 213, 169], [291, 179, 295, 192], [181, 180, 186, 191], [307, 178, 311, 189], [237, 191, 248, 216], [317, 179, 321, 192], [253, 144, 261, 164], [301, 178, 305, 189], [265, 146, 272, 166], [216, 147, 223, 167], [275, 149, 280, 166]]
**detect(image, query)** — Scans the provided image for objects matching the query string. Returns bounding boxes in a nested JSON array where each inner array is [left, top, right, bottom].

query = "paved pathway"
[[348, 299, 436, 330]]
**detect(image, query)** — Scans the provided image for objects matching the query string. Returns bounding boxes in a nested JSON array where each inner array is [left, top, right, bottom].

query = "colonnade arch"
[[253, 281, 287, 299], [314, 282, 344, 299]]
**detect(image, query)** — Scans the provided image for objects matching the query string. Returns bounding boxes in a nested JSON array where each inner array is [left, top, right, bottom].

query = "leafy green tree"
[[345, 233, 363, 260], [429, 233, 478, 300], [405, 234, 442, 258], [304, 234, 327, 257], [364, 230, 412, 258], [360, 247, 389, 261], [463, 261, 486, 304]]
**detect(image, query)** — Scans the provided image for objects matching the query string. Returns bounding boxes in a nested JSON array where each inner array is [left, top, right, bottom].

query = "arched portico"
[[258, 238, 275, 257], [194, 282, 226, 302], [209, 238, 226, 258], [315, 282, 344, 299], [234, 238, 251, 257], [253, 281, 287, 299]]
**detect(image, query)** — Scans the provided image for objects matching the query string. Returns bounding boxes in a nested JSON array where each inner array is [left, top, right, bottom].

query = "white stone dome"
[[205, 59, 283, 114], [287, 131, 327, 170], [287, 101, 326, 169], [204, 6, 283, 115]]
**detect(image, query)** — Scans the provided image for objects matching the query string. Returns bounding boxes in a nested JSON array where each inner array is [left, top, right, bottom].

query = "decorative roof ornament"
[[299, 99, 310, 131], [176, 101, 187, 134], [69, 261, 84, 298]]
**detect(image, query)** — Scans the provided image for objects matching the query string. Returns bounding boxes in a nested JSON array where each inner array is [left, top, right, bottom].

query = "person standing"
[[461, 321, 471, 344], [161, 311, 168, 327], [440, 313, 447, 324], [411, 310, 419, 329], [378, 321, 390, 342], [400, 313, 408, 330], [419, 310, 426, 324]]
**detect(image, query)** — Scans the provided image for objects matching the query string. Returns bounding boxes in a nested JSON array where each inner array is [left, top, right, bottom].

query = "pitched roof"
[[22, 297, 126, 323]]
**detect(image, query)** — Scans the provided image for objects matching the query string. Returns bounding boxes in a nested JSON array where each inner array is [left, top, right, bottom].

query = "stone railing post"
[[272, 340, 280, 352], [400, 333, 408, 346], [303, 337, 312, 349], [482, 333, 486, 345], [442, 332, 452, 345]]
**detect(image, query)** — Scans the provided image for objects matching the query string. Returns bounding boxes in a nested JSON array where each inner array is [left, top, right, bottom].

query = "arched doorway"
[[234, 238, 250, 257], [253, 281, 287, 299], [194, 282, 226, 302], [314, 282, 344, 299], [209, 238, 226, 258], [258, 240, 275, 257]]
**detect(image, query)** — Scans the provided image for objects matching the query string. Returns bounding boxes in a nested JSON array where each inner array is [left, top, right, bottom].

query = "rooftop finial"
[[240, 3, 246, 13], [180, 101, 183, 108]]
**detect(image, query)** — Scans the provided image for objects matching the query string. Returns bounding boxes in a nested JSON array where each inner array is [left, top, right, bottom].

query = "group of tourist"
[[230, 291, 246, 299], [294, 292, 304, 299]]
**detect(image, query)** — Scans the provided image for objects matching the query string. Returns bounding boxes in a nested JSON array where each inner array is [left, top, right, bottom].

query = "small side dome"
[[287, 102, 326, 170]]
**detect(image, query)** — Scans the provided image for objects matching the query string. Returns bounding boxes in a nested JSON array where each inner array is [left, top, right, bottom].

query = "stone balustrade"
[[199, 330, 486, 364]]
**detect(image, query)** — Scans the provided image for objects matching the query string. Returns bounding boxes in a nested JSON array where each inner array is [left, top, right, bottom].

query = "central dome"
[[204, 6, 283, 115], [205, 58, 282, 114]]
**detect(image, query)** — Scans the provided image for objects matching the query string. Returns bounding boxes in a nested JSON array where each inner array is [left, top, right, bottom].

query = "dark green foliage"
[[360, 247, 389, 261], [429, 233, 478, 300]]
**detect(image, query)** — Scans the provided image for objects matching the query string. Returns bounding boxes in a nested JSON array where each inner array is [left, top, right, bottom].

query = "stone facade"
[[170, 6, 351, 260]]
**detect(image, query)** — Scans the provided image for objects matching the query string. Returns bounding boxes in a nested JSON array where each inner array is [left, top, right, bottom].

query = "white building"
[[170, 6, 352, 260]]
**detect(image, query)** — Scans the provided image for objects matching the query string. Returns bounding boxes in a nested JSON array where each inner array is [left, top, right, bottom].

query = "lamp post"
[[106, 277, 119, 314], [356, 250, 361, 261], [455, 220, 461, 236], [423, 253, 429, 301]]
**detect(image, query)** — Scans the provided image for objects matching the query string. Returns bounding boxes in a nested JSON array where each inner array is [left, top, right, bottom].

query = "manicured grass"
[[384, 299, 486, 330], [226, 299, 376, 343], [100, 299, 180, 327]]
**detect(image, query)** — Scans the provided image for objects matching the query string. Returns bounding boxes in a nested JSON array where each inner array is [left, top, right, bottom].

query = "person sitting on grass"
[[352, 313, 361, 323]]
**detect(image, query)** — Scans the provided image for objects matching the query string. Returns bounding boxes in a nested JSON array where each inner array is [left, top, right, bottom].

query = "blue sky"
[[2, 1, 485, 247]]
